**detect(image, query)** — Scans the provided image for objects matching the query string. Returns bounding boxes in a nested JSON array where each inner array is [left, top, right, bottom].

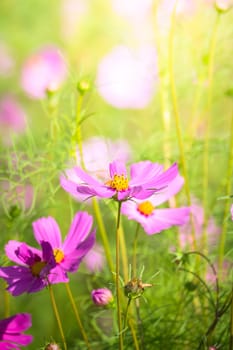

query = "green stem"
[[123, 298, 131, 332], [48, 284, 67, 350], [4, 286, 10, 317], [92, 198, 114, 273], [65, 283, 91, 349], [168, 0, 196, 249], [218, 112, 233, 272], [119, 224, 129, 283], [116, 201, 124, 350], [202, 11, 221, 254], [75, 94, 85, 169], [132, 224, 140, 277]]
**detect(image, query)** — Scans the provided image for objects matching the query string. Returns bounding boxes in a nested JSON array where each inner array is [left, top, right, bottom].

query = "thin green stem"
[[168, 1, 196, 249], [135, 298, 144, 350], [202, 12, 221, 254], [123, 298, 131, 332], [218, 112, 233, 272], [132, 224, 140, 277], [65, 283, 91, 349], [92, 198, 114, 273], [48, 284, 67, 350], [75, 94, 85, 169], [119, 224, 129, 283], [4, 286, 10, 317], [116, 201, 124, 350]]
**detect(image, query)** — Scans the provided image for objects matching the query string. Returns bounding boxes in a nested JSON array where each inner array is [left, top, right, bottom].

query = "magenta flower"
[[0, 313, 33, 349], [121, 173, 190, 234], [96, 45, 157, 109], [0, 241, 56, 296], [83, 243, 105, 273], [91, 288, 114, 306], [21, 46, 67, 99], [61, 160, 179, 202], [32, 211, 96, 283], [61, 137, 132, 202]]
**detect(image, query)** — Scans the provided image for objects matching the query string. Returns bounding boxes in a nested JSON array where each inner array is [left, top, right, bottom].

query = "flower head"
[[121, 172, 190, 234], [91, 288, 114, 306], [61, 159, 179, 202], [32, 211, 96, 283], [0, 241, 56, 296], [96, 45, 157, 109], [62, 137, 132, 202], [21, 46, 67, 99], [0, 313, 33, 349], [124, 277, 153, 299]]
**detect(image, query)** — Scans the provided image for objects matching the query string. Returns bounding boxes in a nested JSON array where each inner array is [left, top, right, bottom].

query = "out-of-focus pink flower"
[[157, 0, 196, 34], [96, 45, 158, 109], [60, 0, 89, 40], [179, 198, 221, 249], [61, 137, 132, 202], [21, 46, 67, 99], [0, 95, 26, 144], [111, 0, 153, 21], [1, 181, 34, 211], [0, 313, 33, 348], [0, 42, 14, 77], [83, 243, 105, 273], [91, 288, 114, 306]]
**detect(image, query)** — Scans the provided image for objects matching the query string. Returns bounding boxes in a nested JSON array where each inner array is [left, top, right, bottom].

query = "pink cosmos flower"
[[121, 172, 190, 234], [61, 159, 179, 202], [32, 211, 96, 283], [83, 243, 105, 273], [0, 95, 26, 144], [179, 198, 221, 249], [96, 45, 157, 109], [91, 288, 114, 306], [21, 46, 67, 99], [0, 241, 56, 296], [61, 137, 132, 202], [0, 313, 33, 349]]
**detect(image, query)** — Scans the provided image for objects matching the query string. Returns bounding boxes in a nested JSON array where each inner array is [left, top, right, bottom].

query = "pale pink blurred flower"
[[60, 0, 89, 40], [0, 95, 26, 145], [61, 136, 132, 202], [1, 181, 34, 211], [157, 0, 196, 35], [179, 198, 221, 249], [96, 45, 158, 109], [0, 42, 14, 76], [83, 243, 105, 273], [111, 0, 153, 21], [21, 46, 67, 99]]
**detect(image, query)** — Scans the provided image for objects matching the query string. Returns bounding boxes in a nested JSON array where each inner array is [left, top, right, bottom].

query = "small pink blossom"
[[21, 46, 67, 99], [91, 288, 114, 306], [0, 313, 33, 349], [96, 45, 158, 109]]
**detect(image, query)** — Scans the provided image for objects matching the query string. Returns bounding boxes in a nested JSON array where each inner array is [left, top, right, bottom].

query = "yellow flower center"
[[30, 261, 47, 277], [53, 248, 65, 263], [106, 174, 129, 192], [137, 201, 154, 216]]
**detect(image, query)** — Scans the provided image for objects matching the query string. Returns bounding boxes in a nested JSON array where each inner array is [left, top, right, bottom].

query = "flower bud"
[[124, 278, 153, 300], [91, 288, 114, 306], [77, 79, 91, 95], [44, 344, 60, 350]]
